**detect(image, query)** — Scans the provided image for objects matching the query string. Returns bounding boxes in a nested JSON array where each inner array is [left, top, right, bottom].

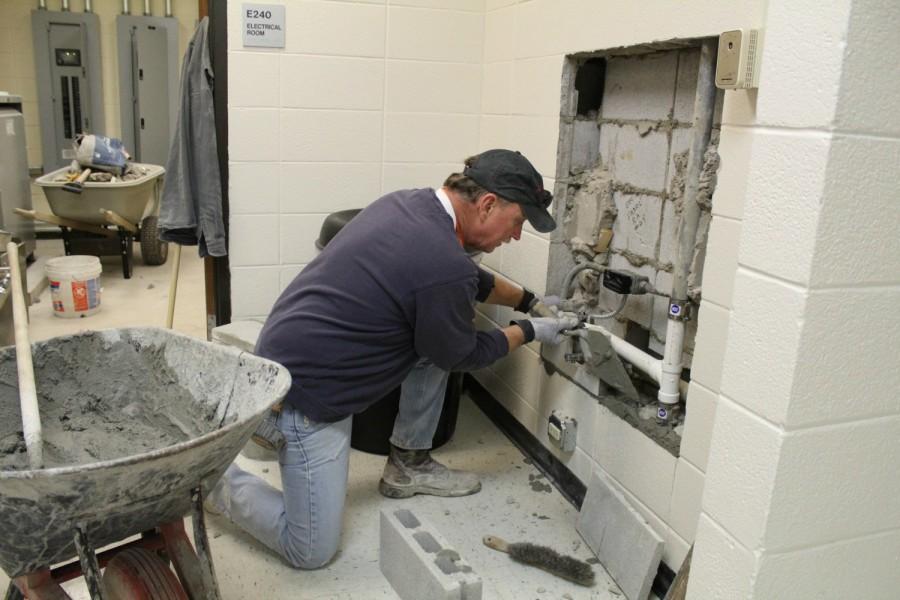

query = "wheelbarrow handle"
[[7, 241, 42, 469]]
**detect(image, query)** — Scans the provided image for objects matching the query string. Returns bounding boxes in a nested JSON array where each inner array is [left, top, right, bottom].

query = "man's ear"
[[479, 193, 497, 220]]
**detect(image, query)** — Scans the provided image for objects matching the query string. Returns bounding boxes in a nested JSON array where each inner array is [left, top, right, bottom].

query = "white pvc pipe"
[[166, 0, 172, 17], [7, 242, 43, 470], [37, 0, 47, 10], [659, 319, 685, 405], [61, 0, 70, 11], [85, 0, 92, 12], [144, 0, 151, 16], [123, 0, 130, 15]]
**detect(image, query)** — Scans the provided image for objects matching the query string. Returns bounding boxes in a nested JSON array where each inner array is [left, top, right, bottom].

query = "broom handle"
[[7, 242, 42, 469], [166, 243, 182, 329], [482, 535, 510, 553]]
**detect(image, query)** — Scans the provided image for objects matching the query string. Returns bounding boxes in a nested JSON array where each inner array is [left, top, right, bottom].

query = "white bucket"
[[46, 255, 102, 318]]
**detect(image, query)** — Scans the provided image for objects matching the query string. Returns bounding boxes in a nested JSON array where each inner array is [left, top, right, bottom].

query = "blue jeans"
[[209, 358, 449, 568]]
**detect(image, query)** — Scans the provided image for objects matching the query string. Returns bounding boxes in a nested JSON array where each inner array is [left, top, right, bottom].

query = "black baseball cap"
[[463, 149, 556, 233]]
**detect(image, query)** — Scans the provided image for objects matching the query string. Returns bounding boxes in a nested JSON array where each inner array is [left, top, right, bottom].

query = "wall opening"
[[546, 40, 723, 455]]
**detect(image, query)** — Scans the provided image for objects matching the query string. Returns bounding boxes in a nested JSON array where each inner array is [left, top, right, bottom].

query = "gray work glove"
[[529, 295, 561, 318], [514, 315, 580, 345]]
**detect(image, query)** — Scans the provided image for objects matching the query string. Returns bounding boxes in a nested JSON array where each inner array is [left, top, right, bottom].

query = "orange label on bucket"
[[72, 281, 88, 311]]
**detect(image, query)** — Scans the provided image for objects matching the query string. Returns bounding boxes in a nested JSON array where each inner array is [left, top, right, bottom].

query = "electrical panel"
[[117, 15, 180, 166], [32, 10, 105, 171]]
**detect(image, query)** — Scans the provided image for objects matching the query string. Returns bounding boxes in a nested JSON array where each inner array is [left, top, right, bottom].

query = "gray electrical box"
[[117, 15, 180, 166], [0, 95, 36, 259], [31, 10, 105, 172]]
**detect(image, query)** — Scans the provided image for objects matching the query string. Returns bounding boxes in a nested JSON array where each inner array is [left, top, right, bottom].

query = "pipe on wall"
[[166, 0, 172, 17], [144, 0, 151, 16], [657, 39, 718, 419], [37, 0, 47, 10], [61, 0, 70, 11], [84, 0, 92, 12], [122, 0, 130, 15]]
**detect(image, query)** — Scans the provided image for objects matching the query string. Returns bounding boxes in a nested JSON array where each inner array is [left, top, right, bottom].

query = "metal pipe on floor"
[[657, 39, 718, 421]]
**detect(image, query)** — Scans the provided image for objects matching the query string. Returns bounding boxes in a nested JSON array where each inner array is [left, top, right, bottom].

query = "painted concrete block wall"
[[0, 0, 197, 217], [688, 0, 900, 597], [227, 0, 485, 319]]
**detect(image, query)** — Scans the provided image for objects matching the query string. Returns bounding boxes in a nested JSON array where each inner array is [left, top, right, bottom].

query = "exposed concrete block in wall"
[[657, 200, 678, 268], [577, 470, 663, 600], [599, 124, 670, 191], [380, 508, 482, 600], [610, 193, 662, 259], [601, 53, 678, 121], [672, 48, 700, 123], [665, 127, 693, 198], [571, 119, 601, 171]]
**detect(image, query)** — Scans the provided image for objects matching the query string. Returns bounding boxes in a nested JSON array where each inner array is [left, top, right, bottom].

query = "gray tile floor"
[[1, 239, 625, 599]]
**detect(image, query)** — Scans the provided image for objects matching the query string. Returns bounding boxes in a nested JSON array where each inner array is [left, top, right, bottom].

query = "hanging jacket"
[[159, 17, 226, 257]]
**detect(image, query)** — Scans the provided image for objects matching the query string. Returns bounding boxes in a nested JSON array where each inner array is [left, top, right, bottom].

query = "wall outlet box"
[[715, 29, 762, 89], [548, 411, 577, 453]]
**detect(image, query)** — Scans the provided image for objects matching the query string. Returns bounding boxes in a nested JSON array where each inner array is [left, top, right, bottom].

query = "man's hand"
[[529, 315, 580, 344]]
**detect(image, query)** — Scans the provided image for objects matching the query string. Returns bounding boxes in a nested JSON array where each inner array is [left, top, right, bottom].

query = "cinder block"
[[380, 508, 482, 600], [599, 124, 669, 191], [601, 53, 678, 121], [211, 320, 265, 353], [609, 193, 662, 259], [576, 470, 663, 600]]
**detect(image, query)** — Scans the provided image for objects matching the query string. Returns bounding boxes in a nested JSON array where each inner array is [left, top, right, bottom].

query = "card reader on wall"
[[716, 29, 762, 89]]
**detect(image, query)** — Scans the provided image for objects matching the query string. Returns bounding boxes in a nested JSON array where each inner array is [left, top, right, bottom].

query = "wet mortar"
[[0, 333, 224, 470]]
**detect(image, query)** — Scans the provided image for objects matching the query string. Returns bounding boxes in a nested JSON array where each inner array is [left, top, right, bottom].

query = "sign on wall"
[[242, 4, 285, 48]]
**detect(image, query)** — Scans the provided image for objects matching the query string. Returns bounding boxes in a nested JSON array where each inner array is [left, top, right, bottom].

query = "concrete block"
[[576, 470, 663, 600], [702, 397, 781, 551], [688, 300, 730, 392], [720, 270, 805, 425], [285, 1, 385, 57], [678, 382, 718, 473], [511, 55, 564, 117], [601, 53, 678, 121], [230, 216, 280, 267], [231, 162, 279, 214], [592, 405, 677, 518], [279, 162, 380, 214], [484, 4, 516, 63], [672, 48, 700, 123], [482, 62, 512, 115], [688, 514, 755, 600], [384, 113, 479, 163], [835, 0, 900, 136], [737, 131, 830, 285], [280, 109, 383, 163], [509, 114, 560, 177], [479, 114, 513, 150], [211, 320, 264, 354], [656, 200, 678, 268], [381, 162, 460, 196], [700, 216, 741, 309], [788, 287, 900, 427], [599, 124, 670, 192], [279, 215, 327, 265], [571, 119, 601, 171], [668, 458, 706, 541], [229, 109, 279, 162], [388, 7, 483, 63], [230, 266, 280, 320], [602, 253, 655, 330], [281, 55, 384, 110], [765, 416, 900, 550], [609, 193, 662, 259], [386, 61, 481, 114], [380, 508, 482, 600], [810, 135, 900, 287]]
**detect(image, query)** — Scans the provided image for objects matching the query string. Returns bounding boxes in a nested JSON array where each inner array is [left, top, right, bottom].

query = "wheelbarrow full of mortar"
[[0, 328, 291, 599]]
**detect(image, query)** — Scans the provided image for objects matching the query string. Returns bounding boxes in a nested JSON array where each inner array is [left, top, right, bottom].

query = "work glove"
[[514, 315, 580, 345], [515, 287, 561, 317]]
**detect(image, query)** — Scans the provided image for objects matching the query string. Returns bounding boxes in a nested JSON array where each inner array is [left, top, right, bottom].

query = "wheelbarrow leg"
[[159, 492, 221, 600], [190, 487, 220, 600], [73, 525, 105, 600], [60, 227, 73, 256], [8, 570, 68, 600], [117, 230, 133, 279]]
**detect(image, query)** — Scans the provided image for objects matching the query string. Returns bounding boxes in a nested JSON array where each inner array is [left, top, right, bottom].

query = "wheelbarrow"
[[0, 328, 291, 599], [22, 164, 168, 279]]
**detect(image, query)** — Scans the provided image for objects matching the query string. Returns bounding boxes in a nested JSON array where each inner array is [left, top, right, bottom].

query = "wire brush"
[[483, 535, 595, 587]]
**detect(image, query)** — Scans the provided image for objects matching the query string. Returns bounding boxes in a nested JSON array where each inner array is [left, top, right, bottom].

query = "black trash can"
[[317, 208, 462, 456]]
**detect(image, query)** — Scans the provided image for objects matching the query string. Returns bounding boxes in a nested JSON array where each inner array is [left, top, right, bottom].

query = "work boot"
[[379, 445, 481, 499]]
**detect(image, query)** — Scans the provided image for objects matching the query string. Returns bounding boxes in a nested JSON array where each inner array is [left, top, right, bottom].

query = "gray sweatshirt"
[[256, 188, 507, 422], [159, 17, 226, 257]]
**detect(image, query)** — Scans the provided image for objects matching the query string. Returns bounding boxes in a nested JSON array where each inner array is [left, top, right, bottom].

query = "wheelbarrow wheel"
[[101, 548, 187, 600], [140, 215, 168, 266]]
